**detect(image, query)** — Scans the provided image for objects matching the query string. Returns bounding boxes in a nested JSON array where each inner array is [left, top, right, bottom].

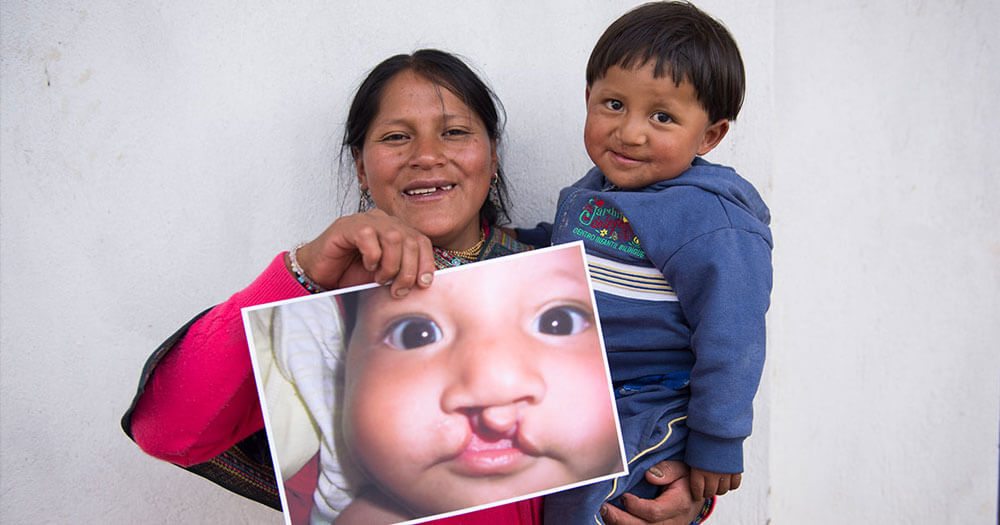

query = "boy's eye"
[[534, 305, 592, 336], [604, 99, 624, 111], [385, 317, 442, 349], [653, 112, 673, 124]]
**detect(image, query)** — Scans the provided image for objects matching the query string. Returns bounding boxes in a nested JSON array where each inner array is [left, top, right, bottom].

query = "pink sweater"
[[130, 253, 307, 464], [129, 252, 542, 524]]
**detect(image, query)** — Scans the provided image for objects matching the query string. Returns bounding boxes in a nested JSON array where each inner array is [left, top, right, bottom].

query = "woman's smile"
[[403, 184, 456, 197]]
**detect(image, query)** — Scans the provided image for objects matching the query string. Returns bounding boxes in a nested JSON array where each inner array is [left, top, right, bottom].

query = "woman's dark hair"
[[343, 49, 511, 225], [586, 1, 745, 123]]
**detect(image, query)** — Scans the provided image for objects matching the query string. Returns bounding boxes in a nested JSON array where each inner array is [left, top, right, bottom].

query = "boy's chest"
[[552, 188, 680, 306], [552, 189, 648, 263]]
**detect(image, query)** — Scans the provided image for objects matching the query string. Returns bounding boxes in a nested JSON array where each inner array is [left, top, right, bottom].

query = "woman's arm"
[[128, 210, 439, 466], [129, 253, 308, 465]]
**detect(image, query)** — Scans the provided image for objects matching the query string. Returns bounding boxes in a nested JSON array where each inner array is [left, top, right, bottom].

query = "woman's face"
[[356, 70, 497, 251], [342, 246, 624, 516]]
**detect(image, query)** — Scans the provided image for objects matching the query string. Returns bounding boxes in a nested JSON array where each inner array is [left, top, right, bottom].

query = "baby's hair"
[[586, 1, 745, 122], [339, 293, 360, 344]]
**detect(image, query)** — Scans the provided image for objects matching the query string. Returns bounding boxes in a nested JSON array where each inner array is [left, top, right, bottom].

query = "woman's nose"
[[439, 334, 547, 419], [409, 134, 446, 168]]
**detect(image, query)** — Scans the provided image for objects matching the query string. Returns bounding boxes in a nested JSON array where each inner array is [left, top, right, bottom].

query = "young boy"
[[518, 2, 772, 522]]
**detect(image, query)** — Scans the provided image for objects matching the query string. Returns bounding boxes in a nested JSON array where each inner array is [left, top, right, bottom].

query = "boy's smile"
[[584, 62, 729, 189]]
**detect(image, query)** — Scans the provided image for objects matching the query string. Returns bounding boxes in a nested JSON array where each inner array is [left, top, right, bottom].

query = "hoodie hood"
[[610, 157, 771, 226], [565, 157, 773, 260]]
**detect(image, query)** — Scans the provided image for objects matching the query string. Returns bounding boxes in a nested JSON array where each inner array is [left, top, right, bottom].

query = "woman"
[[122, 49, 706, 525]]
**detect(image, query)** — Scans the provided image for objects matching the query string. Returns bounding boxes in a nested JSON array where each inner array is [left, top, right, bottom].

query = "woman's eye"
[[604, 99, 624, 111], [381, 133, 408, 142], [385, 317, 442, 349], [653, 112, 673, 124], [445, 128, 470, 136], [534, 305, 592, 336]]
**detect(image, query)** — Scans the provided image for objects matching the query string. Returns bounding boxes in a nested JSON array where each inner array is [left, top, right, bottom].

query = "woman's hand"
[[600, 461, 704, 525], [294, 209, 436, 297]]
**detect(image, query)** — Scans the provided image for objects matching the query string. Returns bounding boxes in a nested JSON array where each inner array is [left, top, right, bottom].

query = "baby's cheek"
[[431, 415, 468, 455], [578, 384, 623, 475], [546, 352, 622, 475]]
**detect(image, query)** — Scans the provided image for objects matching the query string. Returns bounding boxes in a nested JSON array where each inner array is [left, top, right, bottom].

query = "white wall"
[[0, 1, 995, 523], [769, 1, 1000, 522]]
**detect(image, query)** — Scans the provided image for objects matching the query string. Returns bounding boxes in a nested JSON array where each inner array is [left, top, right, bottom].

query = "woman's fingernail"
[[395, 288, 410, 297], [420, 273, 433, 285], [599, 504, 608, 517], [649, 466, 664, 478]]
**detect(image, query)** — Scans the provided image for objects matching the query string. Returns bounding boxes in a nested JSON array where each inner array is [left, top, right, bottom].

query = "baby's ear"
[[697, 119, 730, 156]]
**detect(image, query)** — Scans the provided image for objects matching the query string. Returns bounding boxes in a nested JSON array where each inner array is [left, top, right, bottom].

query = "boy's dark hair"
[[586, 1, 745, 122]]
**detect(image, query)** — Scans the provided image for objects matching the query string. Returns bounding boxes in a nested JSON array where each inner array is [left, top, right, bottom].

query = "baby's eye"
[[534, 305, 592, 336], [385, 317, 442, 349], [653, 112, 673, 124], [604, 99, 624, 111]]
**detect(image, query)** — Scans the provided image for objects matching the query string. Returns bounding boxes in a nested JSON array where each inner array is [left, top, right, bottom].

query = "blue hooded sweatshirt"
[[518, 157, 772, 474]]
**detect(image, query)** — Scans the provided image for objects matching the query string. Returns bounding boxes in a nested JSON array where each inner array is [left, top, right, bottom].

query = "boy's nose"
[[617, 115, 647, 146]]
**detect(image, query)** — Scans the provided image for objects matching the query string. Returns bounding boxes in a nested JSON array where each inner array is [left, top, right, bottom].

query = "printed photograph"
[[242, 242, 627, 524]]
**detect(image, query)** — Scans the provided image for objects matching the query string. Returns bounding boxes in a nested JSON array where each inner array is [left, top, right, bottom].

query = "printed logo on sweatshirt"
[[572, 198, 646, 259]]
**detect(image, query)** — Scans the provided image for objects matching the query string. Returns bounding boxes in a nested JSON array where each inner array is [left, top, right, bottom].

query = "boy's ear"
[[585, 85, 591, 104], [697, 119, 730, 156]]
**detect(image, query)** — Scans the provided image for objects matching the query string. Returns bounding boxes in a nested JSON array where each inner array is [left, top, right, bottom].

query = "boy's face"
[[342, 247, 623, 516], [584, 62, 729, 189]]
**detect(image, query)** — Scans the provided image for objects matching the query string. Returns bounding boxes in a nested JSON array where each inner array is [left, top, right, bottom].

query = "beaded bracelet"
[[691, 496, 716, 524], [289, 243, 326, 294]]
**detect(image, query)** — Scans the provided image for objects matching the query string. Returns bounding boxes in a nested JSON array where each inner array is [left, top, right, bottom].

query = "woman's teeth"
[[405, 184, 454, 196]]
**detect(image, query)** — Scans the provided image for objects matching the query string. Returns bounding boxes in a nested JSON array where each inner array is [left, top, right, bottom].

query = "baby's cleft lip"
[[452, 431, 529, 476]]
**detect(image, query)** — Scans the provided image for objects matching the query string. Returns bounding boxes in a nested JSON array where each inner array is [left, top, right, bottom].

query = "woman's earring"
[[358, 188, 375, 212], [488, 173, 501, 210]]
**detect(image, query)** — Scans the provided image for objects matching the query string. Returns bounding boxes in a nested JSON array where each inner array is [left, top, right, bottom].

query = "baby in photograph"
[[252, 244, 625, 524], [335, 244, 624, 523]]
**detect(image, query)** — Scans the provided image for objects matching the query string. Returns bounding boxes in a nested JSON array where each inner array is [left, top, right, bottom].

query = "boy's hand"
[[689, 467, 741, 499]]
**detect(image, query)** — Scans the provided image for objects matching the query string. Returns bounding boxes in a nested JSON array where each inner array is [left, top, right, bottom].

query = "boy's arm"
[[513, 166, 603, 248], [513, 222, 554, 247], [659, 227, 772, 476]]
